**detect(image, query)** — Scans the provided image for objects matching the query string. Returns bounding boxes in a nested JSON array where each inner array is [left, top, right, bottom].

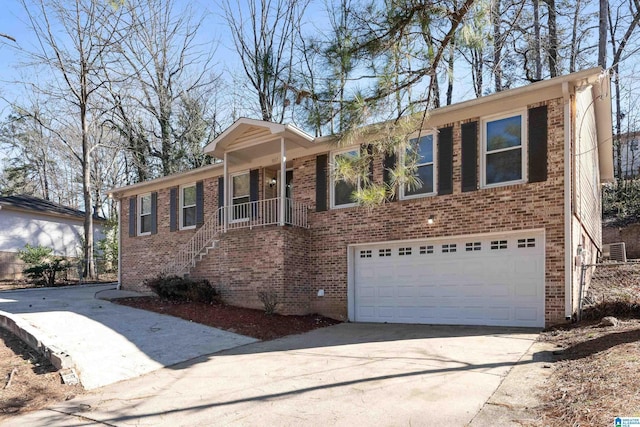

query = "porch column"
[[223, 151, 228, 233], [280, 137, 286, 226]]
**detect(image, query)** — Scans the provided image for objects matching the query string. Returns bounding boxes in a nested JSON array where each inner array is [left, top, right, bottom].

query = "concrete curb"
[[0, 310, 75, 371]]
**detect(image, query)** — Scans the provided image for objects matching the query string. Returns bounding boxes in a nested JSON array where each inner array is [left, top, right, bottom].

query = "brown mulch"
[[0, 328, 83, 421], [535, 318, 640, 426], [114, 296, 342, 341]]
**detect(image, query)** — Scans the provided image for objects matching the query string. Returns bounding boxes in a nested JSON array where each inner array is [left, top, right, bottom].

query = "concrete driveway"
[[3, 323, 540, 426], [0, 284, 257, 389]]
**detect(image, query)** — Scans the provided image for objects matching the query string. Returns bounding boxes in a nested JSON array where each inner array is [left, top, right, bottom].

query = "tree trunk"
[[545, 0, 558, 77], [533, 0, 542, 80], [569, 0, 581, 73], [81, 102, 95, 280], [446, 42, 454, 105], [492, 0, 503, 92], [599, 0, 609, 67]]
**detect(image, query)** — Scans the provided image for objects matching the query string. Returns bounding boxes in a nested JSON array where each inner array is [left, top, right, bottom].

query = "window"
[[138, 193, 152, 235], [360, 250, 372, 258], [331, 148, 359, 208], [180, 184, 197, 229], [402, 133, 435, 199], [378, 248, 391, 257], [442, 244, 457, 253], [231, 172, 250, 221], [399, 247, 412, 256], [465, 242, 482, 252], [518, 238, 536, 248], [419, 245, 434, 255], [491, 240, 508, 250], [482, 112, 526, 187]]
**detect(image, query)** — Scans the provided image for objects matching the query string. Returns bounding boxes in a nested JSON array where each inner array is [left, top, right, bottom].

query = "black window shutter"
[[461, 121, 478, 192], [383, 151, 397, 201], [528, 105, 548, 183], [128, 197, 136, 237], [150, 192, 158, 235], [316, 154, 328, 212], [249, 169, 259, 202], [438, 126, 454, 195], [218, 177, 224, 225], [364, 144, 374, 185], [196, 181, 205, 226], [169, 187, 177, 232], [249, 169, 259, 219]]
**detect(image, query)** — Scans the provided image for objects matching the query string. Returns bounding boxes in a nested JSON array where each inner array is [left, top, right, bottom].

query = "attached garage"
[[350, 230, 545, 327]]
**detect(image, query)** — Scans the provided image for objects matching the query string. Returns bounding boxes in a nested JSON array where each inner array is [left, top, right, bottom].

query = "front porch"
[[161, 118, 317, 278]]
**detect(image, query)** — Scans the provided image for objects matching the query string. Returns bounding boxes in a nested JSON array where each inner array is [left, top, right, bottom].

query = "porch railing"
[[220, 197, 309, 231], [162, 197, 309, 277]]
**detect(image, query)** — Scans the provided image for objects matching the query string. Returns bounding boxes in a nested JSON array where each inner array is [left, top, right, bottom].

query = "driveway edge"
[[0, 310, 75, 370], [468, 338, 554, 426]]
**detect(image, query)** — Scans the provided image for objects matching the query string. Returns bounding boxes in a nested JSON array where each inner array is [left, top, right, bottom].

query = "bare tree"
[[222, 0, 309, 123], [17, 0, 124, 278], [112, 0, 219, 177], [608, 0, 640, 180]]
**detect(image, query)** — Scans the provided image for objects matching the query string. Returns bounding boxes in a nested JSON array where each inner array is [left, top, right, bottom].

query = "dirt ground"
[[0, 328, 83, 421], [534, 318, 640, 426]]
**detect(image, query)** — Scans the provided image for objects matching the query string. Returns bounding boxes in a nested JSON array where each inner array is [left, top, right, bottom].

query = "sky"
[[1, 1, 639, 154]]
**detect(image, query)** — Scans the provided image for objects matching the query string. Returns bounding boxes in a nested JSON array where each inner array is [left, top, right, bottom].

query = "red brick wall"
[[119, 97, 568, 325]]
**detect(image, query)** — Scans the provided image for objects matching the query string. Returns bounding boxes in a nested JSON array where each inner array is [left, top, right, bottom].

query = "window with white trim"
[[180, 184, 196, 229], [401, 133, 435, 199], [331, 148, 359, 208], [482, 112, 526, 187], [138, 193, 152, 235], [231, 172, 250, 221]]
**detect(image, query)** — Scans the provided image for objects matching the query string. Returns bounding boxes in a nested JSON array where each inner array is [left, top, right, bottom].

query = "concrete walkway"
[[2, 323, 542, 426], [0, 284, 257, 389]]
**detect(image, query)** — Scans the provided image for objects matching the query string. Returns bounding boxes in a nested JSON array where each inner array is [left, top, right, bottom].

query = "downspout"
[[116, 198, 122, 290], [563, 81, 573, 320]]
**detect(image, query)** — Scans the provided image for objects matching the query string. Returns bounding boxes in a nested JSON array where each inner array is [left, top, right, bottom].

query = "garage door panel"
[[514, 307, 539, 322], [486, 307, 511, 321], [353, 231, 545, 327]]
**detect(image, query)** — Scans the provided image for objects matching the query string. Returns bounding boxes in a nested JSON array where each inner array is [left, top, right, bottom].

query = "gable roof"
[[0, 194, 106, 221], [204, 117, 315, 159]]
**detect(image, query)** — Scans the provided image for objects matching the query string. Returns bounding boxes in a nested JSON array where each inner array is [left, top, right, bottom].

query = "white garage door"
[[353, 231, 545, 327]]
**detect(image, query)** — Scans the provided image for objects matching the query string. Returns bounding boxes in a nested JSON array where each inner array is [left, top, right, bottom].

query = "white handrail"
[[162, 197, 309, 276]]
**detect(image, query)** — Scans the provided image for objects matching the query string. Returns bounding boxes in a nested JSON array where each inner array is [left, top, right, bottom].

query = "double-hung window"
[[482, 112, 526, 187], [138, 193, 152, 235], [231, 172, 250, 221], [401, 133, 435, 199], [180, 184, 196, 229], [331, 148, 359, 208]]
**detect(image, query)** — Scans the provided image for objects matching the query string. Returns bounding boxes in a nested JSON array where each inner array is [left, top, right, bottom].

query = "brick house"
[[110, 68, 613, 328]]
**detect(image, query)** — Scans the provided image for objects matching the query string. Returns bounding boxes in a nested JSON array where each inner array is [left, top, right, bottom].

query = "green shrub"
[[145, 275, 221, 304], [18, 244, 70, 287]]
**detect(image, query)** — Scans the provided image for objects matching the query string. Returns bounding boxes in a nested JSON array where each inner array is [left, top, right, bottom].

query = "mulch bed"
[[114, 297, 342, 340]]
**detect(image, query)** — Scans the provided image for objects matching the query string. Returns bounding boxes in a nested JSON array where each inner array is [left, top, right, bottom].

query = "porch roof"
[[204, 118, 316, 160]]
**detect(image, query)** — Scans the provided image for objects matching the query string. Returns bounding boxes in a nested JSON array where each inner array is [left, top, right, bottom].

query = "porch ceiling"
[[204, 118, 315, 160]]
